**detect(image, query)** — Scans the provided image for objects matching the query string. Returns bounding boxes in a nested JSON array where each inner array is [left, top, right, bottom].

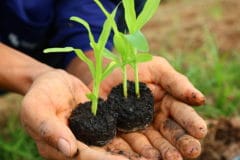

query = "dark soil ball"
[[107, 81, 154, 132], [68, 99, 117, 146]]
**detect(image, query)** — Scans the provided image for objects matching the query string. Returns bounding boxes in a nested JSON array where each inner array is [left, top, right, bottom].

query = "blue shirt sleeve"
[[49, 0, 115, 68]]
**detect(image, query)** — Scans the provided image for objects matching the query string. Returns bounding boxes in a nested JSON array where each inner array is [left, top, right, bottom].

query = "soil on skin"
[[68, 99, 117, 146], [107, 81, 154, 132]]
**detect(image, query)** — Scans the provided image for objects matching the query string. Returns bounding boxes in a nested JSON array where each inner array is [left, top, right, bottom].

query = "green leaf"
[[122, 0, 136, 33], [102, 61, 119, 81], [103, 49, 118, 61], [113, 33, 128, 59], [86, 93, 97, 101], [94, 0, 119, 33], [135, 0, 161, 31], [74, 49, 95, 76], [94, 0, 110, 17], [125, 31, 149, 52], [135, 53, 152, 63], [97, 8, 117, 52], [70, 16, 96, 47], [43, 47, 74, 53]]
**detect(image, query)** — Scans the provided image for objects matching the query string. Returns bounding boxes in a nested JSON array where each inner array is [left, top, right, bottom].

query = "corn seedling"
[[44, 9, 118, 115], [95, 0, 160, 98]]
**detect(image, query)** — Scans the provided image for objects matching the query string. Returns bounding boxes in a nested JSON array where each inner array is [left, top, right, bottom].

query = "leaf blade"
[[125, 31, 149, 52], [122, 0, 136, 33], [74, 49, 95, 76], [135, 53, 153, 63], [70, 16, 96, 47], [97, 7, 117, 52], [43, 47, 74, 53], [135, 0, 161, 31], [102, 61, 119, 81]]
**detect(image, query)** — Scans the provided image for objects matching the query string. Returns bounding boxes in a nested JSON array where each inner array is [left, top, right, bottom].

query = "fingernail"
[[58, 138, 71, 156]]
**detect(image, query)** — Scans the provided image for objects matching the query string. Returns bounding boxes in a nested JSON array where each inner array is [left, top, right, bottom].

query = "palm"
[[21, 70, 133, 160], [97, 56, 207, 160]]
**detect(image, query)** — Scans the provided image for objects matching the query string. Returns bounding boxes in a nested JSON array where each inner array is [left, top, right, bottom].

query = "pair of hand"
[[21, 56, 207, 160]]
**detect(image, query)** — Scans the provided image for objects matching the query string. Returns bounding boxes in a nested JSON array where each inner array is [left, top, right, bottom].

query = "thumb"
[[37, 116, 78, 157], [26, 112, 77, 157]]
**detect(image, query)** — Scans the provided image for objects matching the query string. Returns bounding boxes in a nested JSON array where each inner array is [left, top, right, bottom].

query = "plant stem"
[[123, 65, 128, 98], [133, 49, 140, 98], [134, 63, 140, 98], [91, 51, 102, 115], [91, 80, 100, 115]]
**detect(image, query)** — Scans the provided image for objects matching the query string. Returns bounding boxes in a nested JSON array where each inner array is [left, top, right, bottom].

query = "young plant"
[[95, 0, 161, 98], [44, 10, 118, 115]]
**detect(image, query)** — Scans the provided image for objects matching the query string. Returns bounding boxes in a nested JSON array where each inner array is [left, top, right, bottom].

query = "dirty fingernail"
[[58, 138, 71, 156]]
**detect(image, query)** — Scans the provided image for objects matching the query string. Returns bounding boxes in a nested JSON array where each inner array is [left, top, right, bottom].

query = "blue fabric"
[[0, 0, 115, 68], [0, 0, 146, 68]]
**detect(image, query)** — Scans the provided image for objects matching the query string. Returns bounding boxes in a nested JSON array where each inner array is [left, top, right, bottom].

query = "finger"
[[21, 105, 78, 158], [77, 142, 130, 160], [148, 57, 205, 106], [121, 132, 161, 160], [154, 113, 201, 159], [142, 126, 183, 160], [160, 95, 208, 139], [147, 84, 166, 102], [104, 137, 147, 160], [37, 140, 130, 160], [36, 141, 70, 160]]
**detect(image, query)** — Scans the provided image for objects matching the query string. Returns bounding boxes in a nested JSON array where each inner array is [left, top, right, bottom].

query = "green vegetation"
[[44, 0, 160, 113], [0, 113, 42, 160], [94, 0, 159, 98], [44, 11, 118, 115]]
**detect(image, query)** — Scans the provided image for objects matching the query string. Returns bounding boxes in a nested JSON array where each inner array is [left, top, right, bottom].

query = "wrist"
[[0, 43, 53, 95], [21, 62, 54, 94]]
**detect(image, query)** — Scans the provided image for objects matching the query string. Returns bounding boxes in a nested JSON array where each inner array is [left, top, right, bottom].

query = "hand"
[[21, 69, 132, 160], [97, 56, 208, 160]]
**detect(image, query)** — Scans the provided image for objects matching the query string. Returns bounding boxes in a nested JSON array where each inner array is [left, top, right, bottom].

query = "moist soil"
[[68, 99, 117, 146], [107, 81, 154, 132], [68, 81, 154, 146]]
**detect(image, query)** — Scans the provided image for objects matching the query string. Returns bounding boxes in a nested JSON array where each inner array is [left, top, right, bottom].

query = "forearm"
[[0, 43, 53, 95]]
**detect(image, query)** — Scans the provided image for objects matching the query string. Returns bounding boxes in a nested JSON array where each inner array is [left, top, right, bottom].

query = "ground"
[[0, 0, 240, 159], [143, 0, 240, 53], [198, 118, 240, 160]]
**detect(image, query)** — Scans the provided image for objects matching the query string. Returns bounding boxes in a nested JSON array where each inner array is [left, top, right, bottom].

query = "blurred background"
[[0, 0, 239, 159]]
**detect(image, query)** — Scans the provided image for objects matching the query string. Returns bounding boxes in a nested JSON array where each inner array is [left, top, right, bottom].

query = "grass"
[[0, 112, 42, 160]]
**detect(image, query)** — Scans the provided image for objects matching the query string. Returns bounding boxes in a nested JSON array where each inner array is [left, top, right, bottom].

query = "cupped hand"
[[21, 69, 133, 160], [97, 56, 208, 160]]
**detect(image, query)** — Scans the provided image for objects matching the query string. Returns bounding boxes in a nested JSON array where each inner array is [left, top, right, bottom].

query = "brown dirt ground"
[[0, 0, 240, 159], [197, 118, 240, 160], [143, 0, 240, 53]]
